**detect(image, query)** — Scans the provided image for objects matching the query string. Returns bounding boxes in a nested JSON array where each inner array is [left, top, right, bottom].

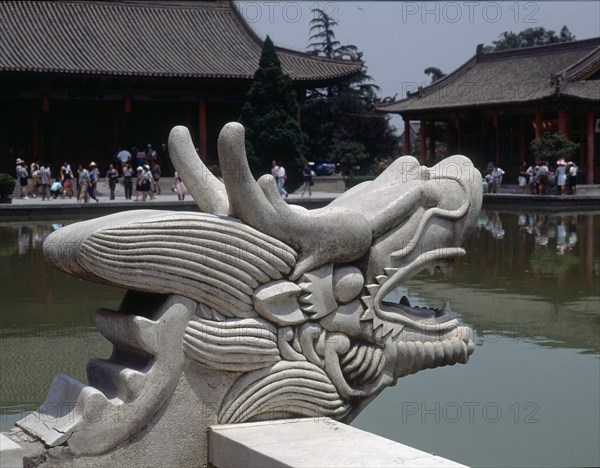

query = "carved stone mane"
[[9, 123, 482, 467]]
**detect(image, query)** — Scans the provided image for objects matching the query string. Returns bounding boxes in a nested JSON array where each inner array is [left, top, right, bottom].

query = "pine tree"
[[239, 36, 305, 186], [302, 9, 398, 170], [487, 26, 575, 51]]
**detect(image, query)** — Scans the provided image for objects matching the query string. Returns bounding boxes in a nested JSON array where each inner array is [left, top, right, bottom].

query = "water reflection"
[[406, 209, 599, 355], [0, 221, 119, 421]]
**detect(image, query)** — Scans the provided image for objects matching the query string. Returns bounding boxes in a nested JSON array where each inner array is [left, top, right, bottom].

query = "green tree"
[[530, 132, 579, 162], [302, 8, 398, 170], [239, 36, 305, 185], [328, 140, 369, 166], [486, 26, 575, 51], [424, 67, 445, 83], [308, 8, 341, 59]]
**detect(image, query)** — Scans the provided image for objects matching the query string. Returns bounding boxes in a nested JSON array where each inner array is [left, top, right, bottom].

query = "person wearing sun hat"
[[89, 161, 100, 197], [15, 158, 29, 199], [76, 164, 90, 202], [555, 158, 568, 195], [135, 166, 144, 201]]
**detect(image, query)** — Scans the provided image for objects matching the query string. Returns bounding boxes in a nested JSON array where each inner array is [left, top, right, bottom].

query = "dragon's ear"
[[44, 210, 298, 319]]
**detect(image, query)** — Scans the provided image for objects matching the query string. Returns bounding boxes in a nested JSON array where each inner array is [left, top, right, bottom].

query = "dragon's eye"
[[332, 266, 364, 303]]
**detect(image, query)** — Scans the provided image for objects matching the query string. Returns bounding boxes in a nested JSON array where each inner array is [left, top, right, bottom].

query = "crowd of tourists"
[[518, 158, 579, 195], [14, 155, 183, 203], [483, 158, 579, 195]]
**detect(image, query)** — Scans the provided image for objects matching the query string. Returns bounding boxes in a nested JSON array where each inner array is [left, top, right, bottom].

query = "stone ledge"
[[209, 418, 467, 468], [0, 433, 23, 468]]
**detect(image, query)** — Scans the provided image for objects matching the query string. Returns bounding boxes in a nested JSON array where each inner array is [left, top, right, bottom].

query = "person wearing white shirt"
[[276, 162, 288, 198]]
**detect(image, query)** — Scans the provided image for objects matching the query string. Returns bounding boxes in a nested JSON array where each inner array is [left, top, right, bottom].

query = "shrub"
[[530, 132, 579, 161], [0, 173, 16, 202]]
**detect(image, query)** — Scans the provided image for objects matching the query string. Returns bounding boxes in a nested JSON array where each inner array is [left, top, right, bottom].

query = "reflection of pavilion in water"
[[0, 224, 65, 311], [15, 224, 62, 255], [406, 209, 599, 354], [475, 210, 597, 292], [519, 213, 578, 253]]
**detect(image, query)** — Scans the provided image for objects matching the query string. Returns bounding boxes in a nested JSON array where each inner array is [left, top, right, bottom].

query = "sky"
[[237, 1, 600, 132]]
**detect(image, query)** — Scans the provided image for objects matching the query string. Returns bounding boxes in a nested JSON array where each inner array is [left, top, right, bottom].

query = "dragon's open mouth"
[[365, 247, 467, 334], [381, 294, 453, 320]]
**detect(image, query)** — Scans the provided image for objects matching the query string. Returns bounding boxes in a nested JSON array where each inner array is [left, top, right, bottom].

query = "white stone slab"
[[209, 418, 467, 468], [0, 433, 23, 468]]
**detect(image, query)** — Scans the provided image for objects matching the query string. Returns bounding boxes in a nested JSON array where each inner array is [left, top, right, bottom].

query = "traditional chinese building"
[[378, 38, 600, 183], [0, 0, 361, 174]]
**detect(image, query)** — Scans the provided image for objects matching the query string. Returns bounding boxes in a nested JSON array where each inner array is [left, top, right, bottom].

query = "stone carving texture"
[[13, 123, 482, 465]]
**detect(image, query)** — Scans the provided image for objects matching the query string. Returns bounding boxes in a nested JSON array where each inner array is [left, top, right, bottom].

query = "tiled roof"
[[0, 0, 362, 83], [378, 38, 600, 115]]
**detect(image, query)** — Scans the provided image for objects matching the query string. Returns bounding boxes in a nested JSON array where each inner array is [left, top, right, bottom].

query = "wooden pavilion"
[[0, 0, 362, 175], [378, 38, 600, 183]]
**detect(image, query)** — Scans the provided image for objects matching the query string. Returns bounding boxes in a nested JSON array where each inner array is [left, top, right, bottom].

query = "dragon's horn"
[[168, 126, 230, 215], [217, 122, 372, 279]]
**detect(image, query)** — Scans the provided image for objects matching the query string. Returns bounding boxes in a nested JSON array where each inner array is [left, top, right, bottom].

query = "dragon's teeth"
[[384, 267, 399, 276], [399, 295, 411, 307], [375, 275, 388, 285]]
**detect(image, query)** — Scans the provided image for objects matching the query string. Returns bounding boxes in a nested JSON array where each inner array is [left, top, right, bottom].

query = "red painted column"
[[558, 110, 567, 134], [428, 120, 436, 164], [419, 119, 426, 164], [534, 111, 542, 138], [586, 110, 595, 184], [403, 117, 411, 155], [198, 99, 207, 162], [519, 116, 526, 164], [493, 113, 500, 167], [454, 116, 461, 153]]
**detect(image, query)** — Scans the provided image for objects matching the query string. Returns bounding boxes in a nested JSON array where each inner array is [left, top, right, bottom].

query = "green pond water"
[[1, 209, 598, 467]]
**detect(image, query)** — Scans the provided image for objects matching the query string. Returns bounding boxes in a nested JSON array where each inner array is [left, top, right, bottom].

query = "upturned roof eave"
[[0, 0, 362, 85], [377, 38, 600, 115], [230, 0, 363, 82], [379, 93, 599, 117]]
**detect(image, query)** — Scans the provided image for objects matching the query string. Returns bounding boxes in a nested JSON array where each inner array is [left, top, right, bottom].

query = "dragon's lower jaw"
[[394, 325, 474, 378]]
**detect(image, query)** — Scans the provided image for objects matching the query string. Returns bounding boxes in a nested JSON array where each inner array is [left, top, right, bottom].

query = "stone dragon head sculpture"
[[15, 123, 481, 462]]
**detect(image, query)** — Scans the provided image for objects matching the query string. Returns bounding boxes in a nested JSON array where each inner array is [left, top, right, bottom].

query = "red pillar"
[[198, 99, 207, 162], [32, 100, 41, 164], [403, 117, 411, 155], [586, 111, 595, 184], [454, 116, 461, 153], [558, 110, 567, 134], [493, 113, 500, 167], [419, 119, 426, 164], [534, 111, 542, 138], [428, 120, 436, 164], [519, 116, 526, 164]]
